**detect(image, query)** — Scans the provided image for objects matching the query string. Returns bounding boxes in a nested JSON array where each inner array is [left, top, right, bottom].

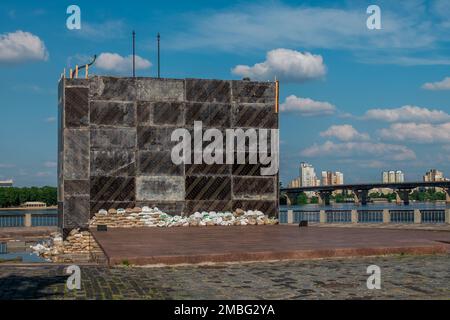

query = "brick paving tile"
[[0, 254, 449, 299]]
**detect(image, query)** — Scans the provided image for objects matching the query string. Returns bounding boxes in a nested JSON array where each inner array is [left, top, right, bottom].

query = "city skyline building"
[[300, 162, 320, 187], [0, 179, 13, 187], [382, 170, 404, 183], [287, 177, 301, 188], [321, 171, 344, 186], [423, 169, 447, 182]]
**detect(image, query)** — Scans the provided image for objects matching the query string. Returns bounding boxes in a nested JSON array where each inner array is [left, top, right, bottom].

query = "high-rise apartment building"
[[382, 170, 404, 183], [423, 169, 445, 182], [287, 177, 301, 188], [395, 170, 405, 183], [321, 171, 344, 186], [300, 162, 319, 187]]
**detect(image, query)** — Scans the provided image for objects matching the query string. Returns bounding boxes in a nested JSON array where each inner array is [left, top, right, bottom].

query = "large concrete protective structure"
[[58, 76, 279, 233]]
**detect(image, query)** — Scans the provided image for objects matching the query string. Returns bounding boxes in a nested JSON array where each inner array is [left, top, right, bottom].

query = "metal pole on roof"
[[157, 32, 161, 78]]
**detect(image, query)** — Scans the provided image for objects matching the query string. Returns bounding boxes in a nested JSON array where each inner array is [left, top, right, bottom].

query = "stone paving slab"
[[0, 254, 449, 299], [91, 225, 450, 265]]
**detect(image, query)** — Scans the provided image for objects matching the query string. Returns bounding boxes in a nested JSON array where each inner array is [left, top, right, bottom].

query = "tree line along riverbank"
[[281, 189, 447, 206], [0, 187, 57, 208]]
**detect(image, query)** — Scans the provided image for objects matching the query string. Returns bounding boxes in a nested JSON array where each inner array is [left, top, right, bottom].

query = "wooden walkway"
[[91, 225, 450, 266]]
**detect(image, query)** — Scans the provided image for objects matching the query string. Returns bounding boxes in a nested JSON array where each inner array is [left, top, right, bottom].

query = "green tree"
[[0, 186, 57, 208], [296, 192, 308, 205]]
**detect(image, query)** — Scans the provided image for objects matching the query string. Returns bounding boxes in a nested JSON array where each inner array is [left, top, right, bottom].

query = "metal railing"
[[326, 210, 352, 223], [0, 213, 58, 228], [420, 210, 445, 224], [294, 210, 320, 223], [278, 210, 288, 224], [279, 208, 448, 225], [0, 215, 25, 228], [390, 210, 414, 223], [0, 242, 6, 254], [31, 214, 58, 226], [358, 210, 383, 223]]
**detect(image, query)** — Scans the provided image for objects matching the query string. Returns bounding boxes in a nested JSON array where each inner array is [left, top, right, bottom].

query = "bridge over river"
[[280, 181, 450, 206]]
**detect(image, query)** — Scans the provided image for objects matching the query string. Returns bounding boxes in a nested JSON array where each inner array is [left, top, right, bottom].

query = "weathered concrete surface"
[[58, 76, 279, 233], [90, 101, 136, 126], [136, 176, 185, 201]]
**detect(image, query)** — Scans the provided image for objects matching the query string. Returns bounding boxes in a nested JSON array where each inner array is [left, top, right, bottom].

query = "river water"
[[0, 209, 57, 215], [280, 202, 449, 211]]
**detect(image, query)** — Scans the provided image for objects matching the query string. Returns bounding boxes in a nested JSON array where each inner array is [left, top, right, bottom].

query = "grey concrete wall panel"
[[185, 176, 231, 201], [137, 150, 183, 176], [137, 126, 175, 151], [233, 104, 277, 128], [63, 196, 90, 229], [90, 177, 135, 202], [91, 150, 136, 176], [90, 77, 136, 101], [64, 180, 89, 196], [186, 79, 231, 103], [231, 81, 275, 103], [136, 176, 185, 201], [233, 177, 277, 200], [185, 102, 231, 127], [59, 76, 279, 232], [91, 128, 136, 149], [65, 87, 89, 128], [90, 101, 136, 127], [136, 78, 184, 102], [63, 129, 89, 180]]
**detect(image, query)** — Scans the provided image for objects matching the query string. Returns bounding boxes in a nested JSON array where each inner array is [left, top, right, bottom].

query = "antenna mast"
[[157, 32, 160, 78]]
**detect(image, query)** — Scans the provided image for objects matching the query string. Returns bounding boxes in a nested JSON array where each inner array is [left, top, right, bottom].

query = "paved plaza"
[[0, 254, 449, 299]]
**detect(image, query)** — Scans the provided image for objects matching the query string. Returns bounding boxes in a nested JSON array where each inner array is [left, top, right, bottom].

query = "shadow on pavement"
[[0, 274, 68, 300]]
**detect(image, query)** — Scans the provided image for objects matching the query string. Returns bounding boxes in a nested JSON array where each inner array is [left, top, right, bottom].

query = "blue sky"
[[0, 0, 449, 187]]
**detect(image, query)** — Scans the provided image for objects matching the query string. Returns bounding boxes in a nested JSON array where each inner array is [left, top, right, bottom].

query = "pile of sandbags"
[[30, 229, 102, 262], [89, 207, 278, 228]]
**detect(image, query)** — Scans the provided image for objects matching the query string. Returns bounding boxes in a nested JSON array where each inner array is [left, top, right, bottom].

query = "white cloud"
[[232, 49, 326, 82], [165, 2, 448, 65], [422, 77, 450, 91], [96, 53, 152, 74], [280, 95, 335, 116], [71, 21, 126, 40], [0, 163, 16, 168], [363, 105, 450, 123], [320, 125, 369, 141], [0, 30, 48, 63], [45, 117, 56, 123], [301, 141, 416, 161], [35, 171, 53, 177], [378, 122, 450, 143], [44, 161, 57, 168]]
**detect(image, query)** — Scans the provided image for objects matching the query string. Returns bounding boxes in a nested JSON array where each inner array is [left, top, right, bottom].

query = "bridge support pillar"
[[395, 189, 410, 205], [287, 210, 294, 224], [445, 189, 450, 204], [318, 191, 331, 206], [351, 210, 358, 224], [414, 209, 421, 224], [319, 210, 326, 223], [353, 190, 369, 206], [286, 194, 292, 206], [382, 209, 390, 223], [446, 209, 450, 224]]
